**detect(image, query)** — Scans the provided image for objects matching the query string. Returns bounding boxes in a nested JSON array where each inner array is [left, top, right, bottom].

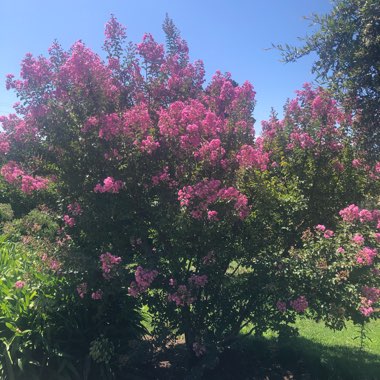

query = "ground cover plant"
[[0, 13, 379, 379]]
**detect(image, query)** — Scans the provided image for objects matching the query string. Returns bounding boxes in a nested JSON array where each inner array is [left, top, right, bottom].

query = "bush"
[[0, 15, 379, 376]]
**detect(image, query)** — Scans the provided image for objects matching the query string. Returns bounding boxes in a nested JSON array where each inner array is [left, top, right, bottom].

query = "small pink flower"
[[337, 247, 345, 254], [207, 210, 219, 221], [290, 296, 308, 313], [63, 214, 75, 227], [359, 306, 374, 317], [91, 290, 103, 300], [352, 233, 365, 246], [15, 280, 26, 289], [324, 230, 334, 239], [315, 224, 326, 232], [77, 283, 88, 298]]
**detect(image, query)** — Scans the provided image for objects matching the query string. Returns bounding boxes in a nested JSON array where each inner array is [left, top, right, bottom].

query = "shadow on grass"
[[203, 335, 380, 380]]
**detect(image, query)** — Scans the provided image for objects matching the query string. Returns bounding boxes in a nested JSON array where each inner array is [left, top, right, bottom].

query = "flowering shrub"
[[1, 14, 378, 374], [282, 204, 380, 330]]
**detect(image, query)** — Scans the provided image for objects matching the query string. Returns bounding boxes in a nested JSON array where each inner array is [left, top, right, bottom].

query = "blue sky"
[[0, 0, 332, 130]]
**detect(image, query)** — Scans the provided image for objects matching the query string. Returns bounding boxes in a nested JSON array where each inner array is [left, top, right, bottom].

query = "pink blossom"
[[137, 33, 164, 65], [356, 247, 377, 266], [324, 230, 334, 239], [359, 306, 374, 317], [67, 202, 82, 216], [276, 300, 287, 312], [332, 161, 344, 172], [104, 14, 126, 41], [168, 285, 195, 306], [77, 283, 88, 298], [352, 159, 361, 168], [63, 215, 75, 227], [359, 209, 373, 223], [195, 139, 226, 166], [315, 224, 326, 232], [289, 131, 315, 149], [188, 274, 208, 288], [94, 177, 123, 193], [128, 266, 158, 297], [352, 233, 365, 246], [337, 247, 345, 254], [49, 260, 61, 272], [236, 144, 269, 171], [362, 286, 380, 303], [100, 252, 122, 279], [0, 133, 10, 154], [1, 161, 49, 193], [375, 233, 380, 243], [91, 290, 103, 300], [207, 210, 219, 221], [139, 135, 160, 154], [15, 280, 26, 289], [339, 204, 360, 222], [290, 296, 308, 313]]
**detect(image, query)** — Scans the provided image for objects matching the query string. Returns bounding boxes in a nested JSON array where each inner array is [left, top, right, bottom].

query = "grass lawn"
[[215, 319, 380, 380]]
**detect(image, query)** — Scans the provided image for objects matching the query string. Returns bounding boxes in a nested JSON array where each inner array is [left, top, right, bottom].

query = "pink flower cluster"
[[15, 280, 26, 289], [290, 296, 308, 313], [94, 177, 123, 193], [63, 214, 75, 227], [168, 285, 196, 306], [314, 225, 334, 238], [1, 161, 49, 193], [139, 135, 160, 154], [276, 300, 287, 312], [288, 131, 315, 149], [195, 138, 226, 166], [360, 286, 380, 316], [188, 274, 208, 288], [137, 33, 164, 65], [339, 204, 379, 224], [128, 266, 158, 297], [352, 233, 365, 246], [100, 252, 122, 279], [0, 132, 10, 154], [236, 144, 269, 171], [158, 100, 223, 148], [91, 290, 103, 300], [356, 247, 377, 266], [151, 166, 177, 187], [67, 202, 82, 216], [77, 283, 88, 298], [178, 179, 250, 220]]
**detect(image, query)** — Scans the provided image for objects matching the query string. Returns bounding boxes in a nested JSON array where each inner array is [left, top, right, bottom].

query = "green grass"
[[294, 318, 380, 356], [228, 319, 380, 380]]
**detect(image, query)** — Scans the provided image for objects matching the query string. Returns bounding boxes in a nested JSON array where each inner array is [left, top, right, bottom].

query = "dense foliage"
[[0, 15, 379, 378]]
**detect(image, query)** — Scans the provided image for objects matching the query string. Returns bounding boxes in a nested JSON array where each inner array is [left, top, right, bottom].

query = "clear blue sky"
[[0, 0, 332, 130]]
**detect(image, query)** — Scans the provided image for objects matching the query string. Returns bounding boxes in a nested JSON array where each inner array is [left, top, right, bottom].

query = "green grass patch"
[[226, 319, 380, 380]]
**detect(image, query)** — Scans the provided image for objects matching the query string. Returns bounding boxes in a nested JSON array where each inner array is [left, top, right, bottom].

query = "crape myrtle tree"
[[0, 14, 379, 371]]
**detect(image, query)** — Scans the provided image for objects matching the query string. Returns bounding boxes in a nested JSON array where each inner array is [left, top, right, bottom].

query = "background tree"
[[277, 0, 380, 161]]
